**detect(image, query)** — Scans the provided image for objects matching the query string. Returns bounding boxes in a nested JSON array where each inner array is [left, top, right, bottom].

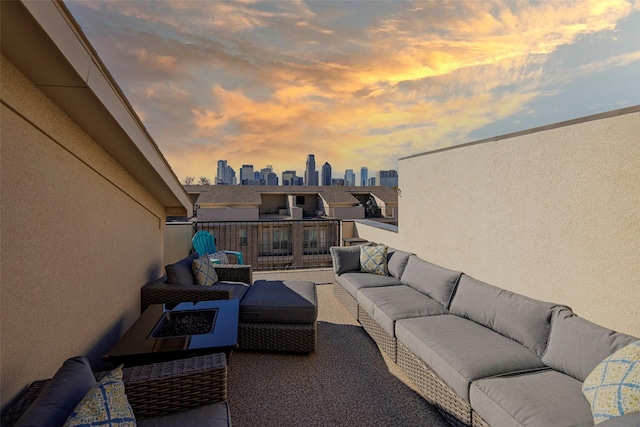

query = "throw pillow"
[[582, 340, 640, 424], [63, 365, 135, 426], [360, 245, 388, 276], [210, 250, 229, 264], [192, 256, 219, 286]]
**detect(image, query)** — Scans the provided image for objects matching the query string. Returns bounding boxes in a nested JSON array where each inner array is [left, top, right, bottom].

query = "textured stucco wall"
[[1, 56, 167, 404], [399, 109, 640, 337]]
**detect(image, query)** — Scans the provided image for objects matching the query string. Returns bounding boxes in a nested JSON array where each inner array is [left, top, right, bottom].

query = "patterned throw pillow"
[[582, 340, 640, 424], [210, 250, 229, 264], [63, 365, 135, 426], [360, 245, 388, 276], [192, 256, 219, 286]]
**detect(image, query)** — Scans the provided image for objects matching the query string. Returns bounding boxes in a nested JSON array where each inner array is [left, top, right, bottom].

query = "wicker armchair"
[[141, 263, 253, 312], [1, 354, 228, 426]]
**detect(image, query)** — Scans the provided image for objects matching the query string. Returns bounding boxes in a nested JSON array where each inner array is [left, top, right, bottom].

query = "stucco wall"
[[1, 56, 167, 404], [399, 109, 640, 337]]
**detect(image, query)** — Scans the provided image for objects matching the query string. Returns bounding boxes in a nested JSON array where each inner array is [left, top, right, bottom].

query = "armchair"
[[192, 230, 244, 264]]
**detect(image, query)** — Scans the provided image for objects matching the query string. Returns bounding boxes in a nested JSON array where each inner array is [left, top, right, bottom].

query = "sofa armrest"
[[214, 264, 252, 284], [115, 353, 228, 420], [141, 277, 233, 312]]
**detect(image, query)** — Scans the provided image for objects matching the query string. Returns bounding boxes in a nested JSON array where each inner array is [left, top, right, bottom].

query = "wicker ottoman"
[[238, 280, 317, 353]]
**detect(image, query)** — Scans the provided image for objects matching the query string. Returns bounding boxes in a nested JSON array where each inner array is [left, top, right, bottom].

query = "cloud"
[[65, 0, 640, 181]]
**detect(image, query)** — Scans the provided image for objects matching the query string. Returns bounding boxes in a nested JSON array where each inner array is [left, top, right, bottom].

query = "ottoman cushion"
[[240, 280, 317, 324]]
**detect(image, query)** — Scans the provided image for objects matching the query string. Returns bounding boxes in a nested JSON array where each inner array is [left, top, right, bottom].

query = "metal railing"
[[194, 220, 341, 271]]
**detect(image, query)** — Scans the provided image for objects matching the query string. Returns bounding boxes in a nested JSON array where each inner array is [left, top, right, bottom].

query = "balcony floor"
[[227, 268, 450, 426]]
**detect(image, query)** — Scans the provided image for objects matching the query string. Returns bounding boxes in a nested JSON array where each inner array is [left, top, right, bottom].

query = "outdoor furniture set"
[[4, 252, 318, 427], [331, 244, 640, 427]]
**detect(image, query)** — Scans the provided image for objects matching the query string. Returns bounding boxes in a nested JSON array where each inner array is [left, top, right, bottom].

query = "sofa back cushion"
[[400, 255, 462, 308], [541, 307, 638, 381], [165, 252, 200, 285], [330, 246, 362, 275], [387, 248, 413, 280], [449, 274, 560, 357], [15, 357, 97, 427]]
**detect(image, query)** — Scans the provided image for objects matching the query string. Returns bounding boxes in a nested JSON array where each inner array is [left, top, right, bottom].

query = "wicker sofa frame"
[[334, 282, 488, 426], [1, 354, 227, 426], [141, 264, 252, 312]]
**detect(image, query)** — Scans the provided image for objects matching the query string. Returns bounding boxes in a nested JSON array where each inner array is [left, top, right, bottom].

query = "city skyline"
[[65, 1, 640, 182], [211, 155, 394, 186]]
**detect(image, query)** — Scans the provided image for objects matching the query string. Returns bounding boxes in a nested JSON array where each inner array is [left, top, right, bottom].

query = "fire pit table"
[[104, 299, 239, 366]]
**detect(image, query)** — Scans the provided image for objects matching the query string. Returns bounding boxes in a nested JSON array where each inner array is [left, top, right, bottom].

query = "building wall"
[[197, 206, 259, 221], [399, 108, 640, 337], [1, 56, 167, 404]]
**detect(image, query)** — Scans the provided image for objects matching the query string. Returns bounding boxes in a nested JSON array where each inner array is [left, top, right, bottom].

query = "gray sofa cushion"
[[330, 246, 362, 275], [15, 357, 97, 427], [240, 280, 317, 323], [387, 248, 413, 280], [336, 272, 402, 299], [470, 370, 594, 427], [541, 307, 637, 381], [165, 252, 200, 285], [597, 412, 640, 427], [400, 256, 462, 308], [449, 274, 560, 357], [358, 285, 449, 336], [138, 401, 231, 427], [396, 315, 546, 401], [214, 281, 250, 300]]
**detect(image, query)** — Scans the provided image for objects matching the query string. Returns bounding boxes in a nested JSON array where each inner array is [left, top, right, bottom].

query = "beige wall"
[[399, 109, 640, 337], [1, 56, 168, 404], [354, 221, 401, 249], [164, 222, 194, 265]]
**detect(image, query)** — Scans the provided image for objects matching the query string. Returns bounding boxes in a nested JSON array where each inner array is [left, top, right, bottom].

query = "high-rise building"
[[216, 160, 228, 185], [344, 169, 355, 186], [360, 167, 368, 186], [266, 172, 278, 185], [376, 170, 398, 188], [332, 178, 345, 186], [282, 170, 298, 186], [368, 177, 375, 186], [226, 166, 236, 185], [305, 154, 318, 186], [240, 164, 255, 185], [321, 162, 332, 186]]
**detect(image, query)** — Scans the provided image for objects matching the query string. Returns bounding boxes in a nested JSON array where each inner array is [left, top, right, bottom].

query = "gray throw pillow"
[[387, 248, 413, 280], [330, 246, 362, 275]]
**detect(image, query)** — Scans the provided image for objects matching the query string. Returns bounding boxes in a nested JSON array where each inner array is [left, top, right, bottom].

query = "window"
[[239, 228, 247, 245], [259, 224, 292, 255], [296, 195, 305, 205], [303, 224, 332, 254]]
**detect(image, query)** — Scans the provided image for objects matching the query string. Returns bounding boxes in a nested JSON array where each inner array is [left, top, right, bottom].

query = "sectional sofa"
[[330, 245, 639, 427]]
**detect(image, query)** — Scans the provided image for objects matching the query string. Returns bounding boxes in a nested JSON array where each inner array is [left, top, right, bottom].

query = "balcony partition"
[[194, 220, 341, 271]]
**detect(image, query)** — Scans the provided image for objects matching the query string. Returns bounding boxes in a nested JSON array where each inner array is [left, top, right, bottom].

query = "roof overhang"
[[1, 0, 192, 217]]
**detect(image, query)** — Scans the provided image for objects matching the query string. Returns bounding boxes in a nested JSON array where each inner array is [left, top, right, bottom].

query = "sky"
[[65, 0, 640, 183]]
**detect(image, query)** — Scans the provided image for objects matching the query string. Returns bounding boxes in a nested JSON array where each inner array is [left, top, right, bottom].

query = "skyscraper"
[[240, 164, 254, 185], [282, 170, 298, 186], [321, 162, 332, 186], [376, 170, 399, 188], [344, 169, 355, 186], [305, 154, 318, 186], [216, 160, 228, 185], [360, 167, 368, 186]]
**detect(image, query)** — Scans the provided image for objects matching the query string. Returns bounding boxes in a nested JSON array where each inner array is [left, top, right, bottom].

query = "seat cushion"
[[240, 280, 317, 323], [400, 256, 462, 308], [138, 401, 231, 427], [449, 274, 561, 357], [165, 252, 200, 285], [541, 307, 638, 381], [335, 272, 402, 299], [214, 281, 250, 300], [396, 315, 546, 401], [15, 357, 97, 427], [470, 370, 594, 427], [357, 285, 449, 336]]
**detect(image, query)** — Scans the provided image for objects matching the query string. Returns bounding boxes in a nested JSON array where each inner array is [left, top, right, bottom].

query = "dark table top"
[[104, 299, 239, 366]]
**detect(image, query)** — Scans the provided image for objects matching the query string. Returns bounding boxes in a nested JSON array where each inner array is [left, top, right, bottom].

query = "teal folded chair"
[[192, 230, 244, 264]]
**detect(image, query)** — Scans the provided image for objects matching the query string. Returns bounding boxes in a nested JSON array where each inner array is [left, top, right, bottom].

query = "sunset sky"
[[65, 0, 640, 183]]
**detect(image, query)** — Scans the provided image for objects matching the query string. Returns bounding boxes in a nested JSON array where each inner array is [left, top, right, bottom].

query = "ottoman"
[[238, 280, 318, 353]]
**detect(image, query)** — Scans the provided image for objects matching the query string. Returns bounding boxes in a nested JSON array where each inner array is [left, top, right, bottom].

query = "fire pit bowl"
[[150, 309, 218, 338]]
